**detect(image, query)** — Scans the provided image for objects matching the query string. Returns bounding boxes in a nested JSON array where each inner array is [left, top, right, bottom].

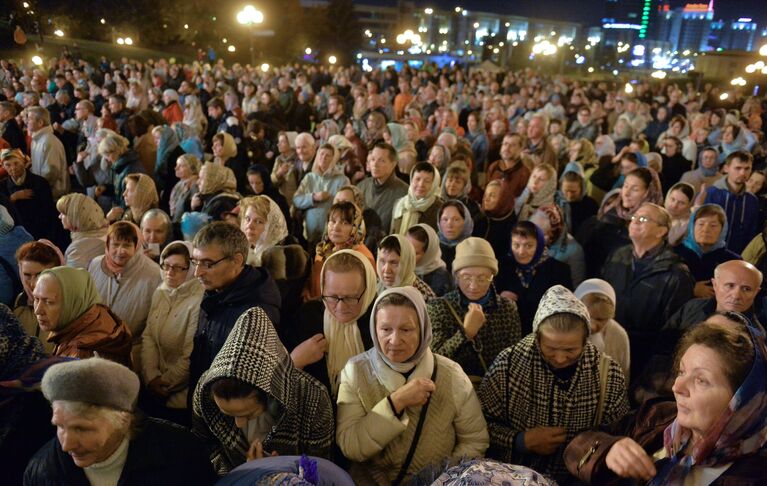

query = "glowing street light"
[[760, 44, 767, 57], [237, 5, 264, 25], [328, 55, 337, 65], [100, 18, 106, 24], [227, 45, 236, 52], [396, 29, 421, 46], [305, 47, 312, 55], [261, 63, 270, 72], [531, 40, 557, 56], [424, 7, 433, 14], [31, 55, 43, 66], [720, 93, 729, 100], [651, 70, 667, 79], [624, 83, 634, 94], [730, 77, 746, 87], [116, 37, 125, 45], [23, 2, 30, 8], [53, 29, 64, 37], [124, 37, 133, 45]]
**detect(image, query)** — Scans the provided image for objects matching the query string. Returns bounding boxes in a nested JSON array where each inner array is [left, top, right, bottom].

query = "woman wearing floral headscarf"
[[304, 201, 374, 302], [530, 203, 586, 286], [120, 173, 159, 225], [566, 314, 767, 485], [56, 193, 108, 269], [391, 162, 443, 235], [496, 221, 573, 335], [336, 287, 488, 485], [191, 162, 241, 221], [515, 163, 570, 227]]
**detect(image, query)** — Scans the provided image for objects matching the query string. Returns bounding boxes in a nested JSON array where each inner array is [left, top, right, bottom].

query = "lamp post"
[[237, 5, 264, 66]]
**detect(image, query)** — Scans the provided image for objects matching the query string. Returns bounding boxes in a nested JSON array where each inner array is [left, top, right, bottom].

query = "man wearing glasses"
[[187, 221, 281, 408], [602, 202, 694, 384]]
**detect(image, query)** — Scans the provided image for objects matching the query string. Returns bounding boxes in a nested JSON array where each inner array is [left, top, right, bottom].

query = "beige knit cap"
[[452, 237, 498, 275]]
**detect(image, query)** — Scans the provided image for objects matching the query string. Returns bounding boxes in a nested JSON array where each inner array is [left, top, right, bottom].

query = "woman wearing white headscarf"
[[377, 234, 436, 302], [390, 162, 443, 235], [336, 287, 488, 485], [141, 241, 203, 424], [239, 195, 289, 267]]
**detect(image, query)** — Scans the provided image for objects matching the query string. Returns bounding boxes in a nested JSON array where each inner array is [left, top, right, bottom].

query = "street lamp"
[[328, 55, 337, 65], [237, 4, 264, 66], [53, 29, 64, 37]]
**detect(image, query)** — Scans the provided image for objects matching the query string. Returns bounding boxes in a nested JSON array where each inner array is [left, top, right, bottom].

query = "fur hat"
[[42, 358, 140, 412], [452, 237, 498, 275], [532, 285, 591, 335]]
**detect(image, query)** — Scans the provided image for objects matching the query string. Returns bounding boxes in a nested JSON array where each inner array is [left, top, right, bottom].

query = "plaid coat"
[[192, 307, 334, 475], [478, 334, 630, 483]]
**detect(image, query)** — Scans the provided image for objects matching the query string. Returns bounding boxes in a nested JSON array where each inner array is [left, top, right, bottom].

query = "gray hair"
[[54, 400, 133, 434], [141, 209, 172, 237], [98, 133, 130, 157], [295, 132, 316, 148], [27, 106, 51, 126], [193, 221, 249, 262]]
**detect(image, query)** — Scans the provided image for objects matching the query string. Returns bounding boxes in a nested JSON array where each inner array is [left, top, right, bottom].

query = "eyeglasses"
[[322, 290, 366, 307], [630, 215, 666, 227], [457, 274, 493, 285], [189, 256, 229, 270], [161, 264, 190, 273]]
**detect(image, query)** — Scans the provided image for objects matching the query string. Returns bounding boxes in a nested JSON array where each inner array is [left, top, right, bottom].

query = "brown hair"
[[674, 319, 754, 392], [581, 293, 615, 317], [15, 242, 61, 266], [323, 251, 366, 284], [107, 221, 139, 246], [328, 201, 356, 225]]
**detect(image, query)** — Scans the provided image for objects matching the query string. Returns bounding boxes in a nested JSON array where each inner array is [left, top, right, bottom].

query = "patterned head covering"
[[315, 201, 365, 260], [200, 162, 237, 195], [650, 320, 767, 485], [0, 303, 45, 383], [598, 167, 663, 221], [370, 286, 433, 373], [512, 221, 549, 289], [241, 196, 289, 267], [56, 193, 107, 233], [124, 173, 159, 224], [532, 285, 591, 335]]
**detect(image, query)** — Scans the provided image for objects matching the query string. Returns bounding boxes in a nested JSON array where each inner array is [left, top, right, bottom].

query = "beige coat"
[[141, 277, 203, 409], [336, 348, 488, 485]]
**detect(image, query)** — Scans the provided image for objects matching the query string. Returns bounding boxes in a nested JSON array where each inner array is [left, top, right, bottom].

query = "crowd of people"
[[1, 50, 767, 485]]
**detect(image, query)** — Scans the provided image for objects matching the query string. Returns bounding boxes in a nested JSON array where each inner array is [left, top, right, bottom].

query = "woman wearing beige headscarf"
[[57, 193, 108, 269], [391, 162, 443, 235], [121, 173, 159, 225], [191, 161, 240, 220], [289, 249, 378, 398], [376, 234, 436, 302]]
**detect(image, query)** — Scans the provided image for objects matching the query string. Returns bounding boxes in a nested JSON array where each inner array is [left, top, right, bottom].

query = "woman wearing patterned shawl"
[[496, 221, 573, 335], [304, 201, 374, 302], [56, 193, 108, 269], [193, 306, 334, 476], [391, 162, 443, 235], [479, 285, 630, 484], [121, 173, 159, 225], [566, 314, 767, 485]]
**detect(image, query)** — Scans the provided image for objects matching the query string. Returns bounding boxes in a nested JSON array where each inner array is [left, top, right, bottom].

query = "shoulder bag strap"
[[444, 300, 488, 373], [392, 360, 439, 486], [593, 352, 610, 427]]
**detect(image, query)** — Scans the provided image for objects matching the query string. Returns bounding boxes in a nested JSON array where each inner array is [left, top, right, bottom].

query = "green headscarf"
[[40, 266, 102, 329]]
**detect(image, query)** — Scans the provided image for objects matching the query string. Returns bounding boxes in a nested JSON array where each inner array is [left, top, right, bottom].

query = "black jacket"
[[24, 417, 216, 486], [188, 265, 281, 407], [1, 118, 26, 152], [473, 211, 516, 266], [601, 244, 694, 381], [1, 171, 69, 249], [496, 256, 573, 335], [287, 300, 374, 395]]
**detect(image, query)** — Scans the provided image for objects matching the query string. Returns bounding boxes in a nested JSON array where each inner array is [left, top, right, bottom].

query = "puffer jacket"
[[187, 265, 281, 406], [601, 244, 694, 381], [141, 278, 204, 409], [193, 307, 333, 475]]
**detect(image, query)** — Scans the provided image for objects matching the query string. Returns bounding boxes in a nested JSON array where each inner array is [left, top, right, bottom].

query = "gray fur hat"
[[532, 285, 591, 335], [42, 358, 140, 412]]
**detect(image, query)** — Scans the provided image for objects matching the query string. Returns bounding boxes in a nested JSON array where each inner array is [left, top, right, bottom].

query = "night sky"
[[425, 0, 766, 26]]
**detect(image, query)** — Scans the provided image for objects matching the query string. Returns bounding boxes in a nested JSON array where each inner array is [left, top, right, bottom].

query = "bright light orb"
[[54, 29, 64, 37], [227, 45, 236, 52], [328, 55, 337, 65], [31, 55, 43, 66], [124, 37, 133, 45], [261, 63, 270, 72]]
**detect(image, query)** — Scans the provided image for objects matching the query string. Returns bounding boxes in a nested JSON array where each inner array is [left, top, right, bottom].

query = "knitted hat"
[[42, 357, 140, 412], [452, 237, 498, 275], [532, 285, 591, 335]]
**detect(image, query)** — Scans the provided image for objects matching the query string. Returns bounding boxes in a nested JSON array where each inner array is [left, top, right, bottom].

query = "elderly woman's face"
[[141, 217, 168, 245], [672, 344, 734, 440], [693, 214, 723, 248], [108, 238, 137, 267], [33, 275, 62, 331], [445, 176, 466, 198], [122, 179, 138, 208], [428, 147, 444, 168], [377, 249, 401, 288], [456, 266, 493, 301], [538, 326, 586, 369], [376, 304, 420, 363], [52, 402, 127, 468]]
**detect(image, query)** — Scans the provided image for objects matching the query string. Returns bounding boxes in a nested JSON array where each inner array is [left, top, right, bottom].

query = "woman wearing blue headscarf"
[[152, 125, 185, 213]]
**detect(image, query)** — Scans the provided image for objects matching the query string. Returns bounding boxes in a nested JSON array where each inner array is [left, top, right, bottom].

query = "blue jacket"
[[704, 177, 759, 254], [0, 226, 33, 305]]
